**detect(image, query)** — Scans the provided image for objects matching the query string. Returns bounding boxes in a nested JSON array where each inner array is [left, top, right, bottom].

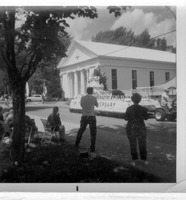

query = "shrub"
[[111, 89, 125, 96]]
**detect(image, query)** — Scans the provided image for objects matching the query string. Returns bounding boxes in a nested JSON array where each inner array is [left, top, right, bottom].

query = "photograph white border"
[[0, 0, 186, 195]]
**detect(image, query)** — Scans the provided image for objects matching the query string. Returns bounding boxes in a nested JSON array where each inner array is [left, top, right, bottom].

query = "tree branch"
[[23, 51, 38, 81], [20, 51, 34, 74]]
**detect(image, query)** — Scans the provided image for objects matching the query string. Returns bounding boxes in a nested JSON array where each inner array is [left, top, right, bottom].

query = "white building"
[[57, 40, 176, 98]]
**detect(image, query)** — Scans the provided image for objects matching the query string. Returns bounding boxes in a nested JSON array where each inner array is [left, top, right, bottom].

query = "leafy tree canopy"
[[0, 6, 99, 163], [92, 26, 176, 52], [93, 68, 108, 90], [0, 6, 128, 163]]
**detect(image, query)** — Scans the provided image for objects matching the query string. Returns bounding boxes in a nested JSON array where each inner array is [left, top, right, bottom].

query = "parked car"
[[26, 95, 42, 102]]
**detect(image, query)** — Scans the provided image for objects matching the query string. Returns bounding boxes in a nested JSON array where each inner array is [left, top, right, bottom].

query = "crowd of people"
[[0, 86, 174, 167], [74, 87, 149, 165], [73, 87, 174, 166], [0, 107, 38, 143], [72, 87, 149, 165]]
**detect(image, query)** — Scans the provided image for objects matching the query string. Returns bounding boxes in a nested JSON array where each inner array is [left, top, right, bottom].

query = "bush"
[[111, 89, 125, 96]]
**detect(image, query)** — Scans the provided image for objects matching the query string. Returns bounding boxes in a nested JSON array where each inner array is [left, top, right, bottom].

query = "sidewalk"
[[26, 101, 70, 108], [0, 100, 70, 110]]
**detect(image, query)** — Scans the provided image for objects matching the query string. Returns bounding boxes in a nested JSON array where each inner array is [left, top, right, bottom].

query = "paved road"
[[25, 102, 176, 182]]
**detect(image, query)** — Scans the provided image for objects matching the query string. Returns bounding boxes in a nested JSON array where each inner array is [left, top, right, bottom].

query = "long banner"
[[70, 98, 160, 113]]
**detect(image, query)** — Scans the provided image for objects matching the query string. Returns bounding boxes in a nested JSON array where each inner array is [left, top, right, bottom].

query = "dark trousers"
[[75, 116, 97, 152], [127, 131, 147, 160]]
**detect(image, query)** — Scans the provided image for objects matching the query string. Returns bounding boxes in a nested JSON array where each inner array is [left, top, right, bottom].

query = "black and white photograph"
[[0, 1, 185, 196]]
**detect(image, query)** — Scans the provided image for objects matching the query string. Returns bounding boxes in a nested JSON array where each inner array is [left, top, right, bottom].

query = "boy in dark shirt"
[[47, 106, 65, 142], [124, 93, 148, 166]]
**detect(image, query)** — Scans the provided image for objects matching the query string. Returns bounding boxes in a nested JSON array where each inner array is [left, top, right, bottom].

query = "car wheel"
[[155, 109, 166, 121]]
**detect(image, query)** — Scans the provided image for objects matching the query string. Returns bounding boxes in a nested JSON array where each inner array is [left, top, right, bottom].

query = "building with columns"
[[57, 40, 176, 98]]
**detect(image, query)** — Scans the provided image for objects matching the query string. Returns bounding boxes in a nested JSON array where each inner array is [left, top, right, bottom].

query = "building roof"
[[75, 40, 176, 63], [136, 76, 176, 96], [153, 76, 176, 90]]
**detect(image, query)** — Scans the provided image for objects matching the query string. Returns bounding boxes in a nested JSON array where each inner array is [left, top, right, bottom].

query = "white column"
[[60, 73, 66, 98], [77, 71, 81, 96], [74, 71, 78, 97], [60, 73, 63, 89], [81, 70, 85, 95], [86, 69, 89, 86], [66, 73, 70, 98], [69, 73, 73, 98], [62, 73, 67, 98], [84, 70, 87, 91], [71, 72, 74, 97]]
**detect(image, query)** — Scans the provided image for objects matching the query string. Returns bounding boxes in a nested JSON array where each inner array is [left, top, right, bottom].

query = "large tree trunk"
[[10, 80, 26, 164], [2, 8, 26, 164]]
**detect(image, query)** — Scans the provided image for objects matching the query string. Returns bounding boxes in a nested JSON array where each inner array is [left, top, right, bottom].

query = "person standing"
[[124, 93, 148, 167], [47, 106, 65, 142], [75, 87, 98, 152]]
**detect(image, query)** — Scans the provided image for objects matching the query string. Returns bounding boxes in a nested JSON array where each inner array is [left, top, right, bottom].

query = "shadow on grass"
[[0, 141, 163, 183], [98, 122, 176, 145], [0, 120, 176, 183], [65, 123, 176, 183], [146, 122, 176, 145]]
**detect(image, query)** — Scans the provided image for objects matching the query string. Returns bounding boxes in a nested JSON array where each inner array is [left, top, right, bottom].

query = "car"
[[26, 95, 42, 102]]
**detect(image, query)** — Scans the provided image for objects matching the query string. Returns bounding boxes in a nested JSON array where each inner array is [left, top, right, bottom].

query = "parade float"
[[69, 76, 161, 118]]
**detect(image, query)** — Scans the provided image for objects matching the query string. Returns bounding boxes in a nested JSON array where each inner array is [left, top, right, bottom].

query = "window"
[[165, 72, 170, 81], [150, 71, 154, 87], [132, 70, 137, 89], [111, 69, 117, 89]]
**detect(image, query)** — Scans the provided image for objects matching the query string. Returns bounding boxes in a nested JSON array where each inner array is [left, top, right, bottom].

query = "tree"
[[28, 68, 43, 95], [28, 35, 71, 98], [0, 69, 10, 96], [0, 6, 127, 164], [0, 52, 11, 96], [46, 69, 63, 99], [156, 38, 167, 51], [92, 27, 135, 46], [0, 6, 99, 163], [135, 29, 156, 49], [39, 63, 63, 99], [92, 27, 172, 51], [93, 68, 108, 90]]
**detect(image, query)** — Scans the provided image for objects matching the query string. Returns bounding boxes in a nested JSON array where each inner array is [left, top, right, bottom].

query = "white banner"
[[70, 98, 160, 113]]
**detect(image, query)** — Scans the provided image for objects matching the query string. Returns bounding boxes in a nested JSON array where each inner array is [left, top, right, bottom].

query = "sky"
[[1, 3, 177, 47], [65, 6, 176, 47]]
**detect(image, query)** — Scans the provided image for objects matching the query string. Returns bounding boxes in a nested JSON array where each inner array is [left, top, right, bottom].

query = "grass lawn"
[[0, 139, 163, 183]]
